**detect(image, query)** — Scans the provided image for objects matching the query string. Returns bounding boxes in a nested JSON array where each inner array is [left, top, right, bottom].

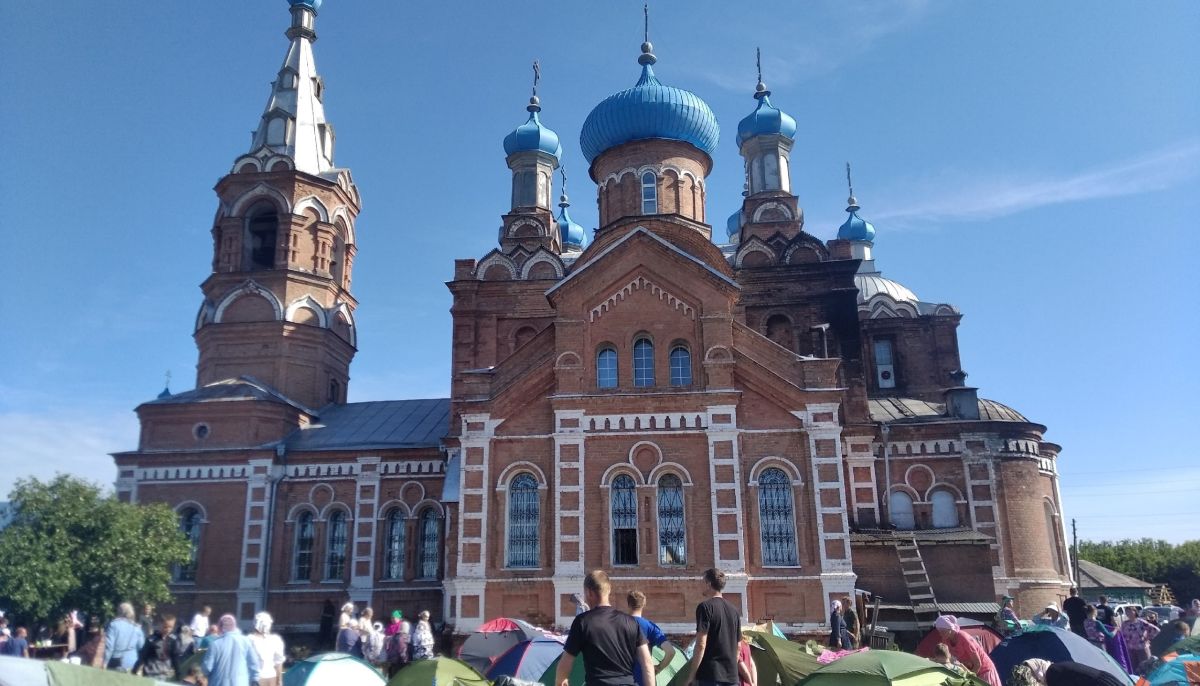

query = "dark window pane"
[[419, 509, 441, 579], [611, 474, 638, 565], [507, 473, 540, 568], [325, 512, 347, 580], [294, 513, 314, 581], [759, 468, 799, 566], [657, 475, 686, 565], [383, 509, 406, 580]]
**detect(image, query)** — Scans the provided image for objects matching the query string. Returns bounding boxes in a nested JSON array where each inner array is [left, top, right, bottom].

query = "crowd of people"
[[329, 601, 438, 676]]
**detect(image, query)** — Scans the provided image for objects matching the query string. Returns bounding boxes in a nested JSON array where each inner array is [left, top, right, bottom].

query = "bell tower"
[[194, 0, 361, 410]]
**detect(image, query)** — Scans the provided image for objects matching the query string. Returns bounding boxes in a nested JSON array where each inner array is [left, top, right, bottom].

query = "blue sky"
[[2, 1, 1197, 543]]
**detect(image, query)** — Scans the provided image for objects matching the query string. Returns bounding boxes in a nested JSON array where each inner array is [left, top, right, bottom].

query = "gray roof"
[[1078, 559, 1155, 590], [869, 397, 1029, 423], [284, 398, 450, 451], [144, 376, 315, 415], [851, 528, 993, 544]]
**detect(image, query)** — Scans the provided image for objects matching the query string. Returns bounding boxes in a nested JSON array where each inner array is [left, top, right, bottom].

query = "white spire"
[[243, 5, 335, 176]]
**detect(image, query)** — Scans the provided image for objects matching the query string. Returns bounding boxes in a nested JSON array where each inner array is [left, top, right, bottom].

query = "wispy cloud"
[[0, 408, 136, 498], [872, 139, 1200, 228], [697, 0, 933, 91]]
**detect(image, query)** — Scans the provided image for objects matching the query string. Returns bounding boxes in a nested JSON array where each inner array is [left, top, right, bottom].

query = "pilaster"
[[705, 405, 745, 572], [793, 404, 856, 606], [349, 456, 381, 598]]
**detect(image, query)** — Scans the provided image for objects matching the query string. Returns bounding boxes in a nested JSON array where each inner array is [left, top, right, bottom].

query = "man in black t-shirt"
[[685, 568, 741, 686], [557, 570, 653, 686], [1062, 587, 1088, 638]]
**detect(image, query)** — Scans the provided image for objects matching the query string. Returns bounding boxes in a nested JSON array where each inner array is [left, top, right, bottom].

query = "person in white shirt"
[[247, 612, 286, 686], [189, 606, 212, 639]]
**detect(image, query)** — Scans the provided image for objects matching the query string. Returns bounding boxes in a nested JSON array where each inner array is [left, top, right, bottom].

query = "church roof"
[[869, 397, 1030, 423], [284, 398, 449, 451], [143, 376, 316, 414]]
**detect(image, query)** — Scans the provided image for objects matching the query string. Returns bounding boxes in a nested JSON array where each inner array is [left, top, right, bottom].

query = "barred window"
[[293, 512, 315, 581], [889, 490, 916, 530], [657, 475, 686, 565], [597, 347, 618, 389], [418, 508, 441, 579], [641, 172, 658, 214], [633, 338, 655, 387], [669, 346, 692, 386], [174, 508, 202, 582], [759, 468, 799, 566], [507, 473, 540, 568], [611, 474, 638, 565], [325, 511, 348, 580], [383, 509, 406, 580]]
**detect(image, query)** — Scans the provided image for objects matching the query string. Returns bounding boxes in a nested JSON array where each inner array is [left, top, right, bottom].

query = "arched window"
[[328, 378, 341, 404], [597, 347, 618, 389], [611, 475, 638, 565], [324, 511, 348, 580], [507, 473, 540, 568], [889, 491, 916, 530], [293, 512, 315, 581], [669, 346, 692, 387], [175, 508, 202, 582], [382, 509, 406, 581], [657, 475, 686, 565], [246, 204, 278, 270], [641, 171, 658, 214], [417, 508, 441, 579], [765, 314, 794, 351], [930, 490, 959, 529], [633, 338, 655, 387], [758, 468, 799, 566], [1044, 501, 1065, 574]]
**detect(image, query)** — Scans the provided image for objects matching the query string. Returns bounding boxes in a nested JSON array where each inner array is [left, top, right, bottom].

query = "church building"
[[113, 0, 1072, 636]]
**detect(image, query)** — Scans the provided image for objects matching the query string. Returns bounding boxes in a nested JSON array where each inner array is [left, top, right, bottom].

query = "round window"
[[193, 423, 210, 440]]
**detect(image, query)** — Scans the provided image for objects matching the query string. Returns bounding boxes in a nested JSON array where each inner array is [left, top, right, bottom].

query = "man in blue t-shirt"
[[2, 627, 29, 658], [627, 591, 677, 686]]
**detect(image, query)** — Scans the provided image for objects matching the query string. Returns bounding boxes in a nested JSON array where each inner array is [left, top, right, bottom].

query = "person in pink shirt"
[[935, 615, 1001, 686]]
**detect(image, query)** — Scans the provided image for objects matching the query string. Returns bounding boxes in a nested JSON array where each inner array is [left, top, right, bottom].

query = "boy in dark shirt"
[[686, 568, 741, 686], [557, 570, 653, 686]]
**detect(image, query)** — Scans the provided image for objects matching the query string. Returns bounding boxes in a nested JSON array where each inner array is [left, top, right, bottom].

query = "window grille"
[[611, 474, 638, 565], [759, 468, 799, 566], [383, 509, 406, 580], [669, 346, 692, 386], [507, 473, 540, 568], [293, 512, 314, 581], [325, 511, 347, 580], [597, 348, 618, 389], [657, 475, 686, 565], [175, 508, 202, 582], [418, 509, 441, 579], [633, 338, 655, 387]]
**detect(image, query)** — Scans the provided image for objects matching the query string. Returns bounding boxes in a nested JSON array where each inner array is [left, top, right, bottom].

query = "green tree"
[[1080, 538, 1200, 604], [0, 475, 192, 627]]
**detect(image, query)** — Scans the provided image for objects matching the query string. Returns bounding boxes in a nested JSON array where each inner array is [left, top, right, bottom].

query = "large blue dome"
[[580, 62, 719, 164], [737, 94, 796, 147], [503, 108, 562, 159]]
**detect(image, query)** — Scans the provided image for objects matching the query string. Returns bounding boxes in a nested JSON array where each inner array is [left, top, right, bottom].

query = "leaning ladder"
[[895, 536, 941, 630]]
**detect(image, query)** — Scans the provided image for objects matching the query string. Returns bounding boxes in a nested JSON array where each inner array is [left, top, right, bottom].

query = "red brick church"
[[114, 0, 1072, 636]]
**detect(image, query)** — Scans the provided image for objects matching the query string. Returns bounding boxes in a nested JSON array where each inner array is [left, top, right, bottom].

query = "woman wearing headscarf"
[[826, 600, 849, 650], [411, 610, 435, 660], [934, 615, 1001, 686], [247, 612, 285, 686]]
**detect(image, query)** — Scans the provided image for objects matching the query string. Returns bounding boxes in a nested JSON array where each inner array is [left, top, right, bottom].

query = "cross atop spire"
[[639, 4, 657, 66], [846, 162, 859, 210], [559, 166, 570, 206], [644, 3, 650, 43], [754, 47, 770, 99], [528, 60, 542, 112]]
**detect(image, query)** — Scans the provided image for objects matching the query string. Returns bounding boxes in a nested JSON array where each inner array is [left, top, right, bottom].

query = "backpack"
[[363, 628, 387, 663]]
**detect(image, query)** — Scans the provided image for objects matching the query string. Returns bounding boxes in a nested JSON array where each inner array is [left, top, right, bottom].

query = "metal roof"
[[868, 397, 1029, 424], [143, 376, 316, 414], [1077, 559, 1156, 590], [284, 398, 450, 451]]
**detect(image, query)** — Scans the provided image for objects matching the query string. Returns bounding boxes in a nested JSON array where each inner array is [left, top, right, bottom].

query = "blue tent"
[[486, 635, 565, 681], [989, 625, 1131, 684]]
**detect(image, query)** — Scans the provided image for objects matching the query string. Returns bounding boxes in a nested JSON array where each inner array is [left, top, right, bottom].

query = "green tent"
[[744, 631, 822, 686], [1168, 631, 1200, 656], [0, 656, 175, 686], [799, 650, 985, 686], [285, 653, 385, 686], [541, 642, 686, 686], [389, 657, 490, 686]]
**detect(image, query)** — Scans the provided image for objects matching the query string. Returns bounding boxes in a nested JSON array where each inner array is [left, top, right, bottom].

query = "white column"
[[793, 405, 856, 604], [237, 458, 274, 622], [706, 405, 746, 573], [454, 414, 502, 632], [349, 456, 381, 602], [553, 410, 586, 628]]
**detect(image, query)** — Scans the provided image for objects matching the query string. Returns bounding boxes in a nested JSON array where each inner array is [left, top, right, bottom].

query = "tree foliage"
[[1079, 538, 1200, 603], [0, 475, 192, 627]]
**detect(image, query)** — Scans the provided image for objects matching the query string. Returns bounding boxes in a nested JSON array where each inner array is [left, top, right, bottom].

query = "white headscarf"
[[934, 615, 960, 632], [830, 600, 842, 613], [254, 612, 273, 634]]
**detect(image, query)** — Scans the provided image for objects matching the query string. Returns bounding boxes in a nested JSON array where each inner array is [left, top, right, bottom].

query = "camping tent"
[[798, 650, 978, 686], [389, 657, 490, 686], [459, 617, 547, 673], [539, 642, 686, 686], [744, 631, 821, 686], [0, 656, 175, 686], [284, 653, 385, 686], [1152, 617, 1200, 657], [486, 634, 566, 681], [1135, 652, 1200, 686], [989, 625, 1130, 684], [914, 624, 1002, 659]]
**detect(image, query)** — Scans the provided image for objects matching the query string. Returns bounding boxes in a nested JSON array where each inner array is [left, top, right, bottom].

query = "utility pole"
[[1072, 518, 1081, 589]]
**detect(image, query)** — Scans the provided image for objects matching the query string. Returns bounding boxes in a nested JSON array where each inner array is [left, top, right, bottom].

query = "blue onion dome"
[[838, 195, 876, 242], [579, 42, 719, 164], [288, 0, 323, 11], [736, 81, 796, 147], [503, 96, 562, 159], [557, 190, 588, 251], [726, 209, 741, 239]]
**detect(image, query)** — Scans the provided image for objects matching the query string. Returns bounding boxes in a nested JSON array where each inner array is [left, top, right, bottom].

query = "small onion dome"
[[837, 195, 876, 242], [157, 386, 172, 400], [736, 93, 796, 147], [503, 98, 562, 159], [288, 0, 323, 11], [579, 43, 719, 164], [556, 193, 588, 251], [726, 209, 742, 239]]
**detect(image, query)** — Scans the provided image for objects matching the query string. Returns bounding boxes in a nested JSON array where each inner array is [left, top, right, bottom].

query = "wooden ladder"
[[895, 536, 940, 630]]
